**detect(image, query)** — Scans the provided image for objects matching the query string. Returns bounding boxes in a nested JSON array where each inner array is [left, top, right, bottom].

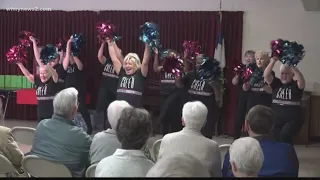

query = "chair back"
[[10, 126, 36, 145], [85, 164, 97, 177], [151, 139, 162, 162], [0, 154, 19, 177], [22, 155, 72, 177], [219, 144, 231, 168]]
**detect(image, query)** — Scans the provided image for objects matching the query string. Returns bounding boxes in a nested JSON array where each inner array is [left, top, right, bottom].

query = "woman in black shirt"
[[107, 39, 151, 107], [232, 50, 255, 140], [153, 48, 183, 136], [264, 58, 305, 144], [63, 37, 92, 134], [17, 63, 59, 121], [93, 39, 123, 131], [176, 54, 221, 139]]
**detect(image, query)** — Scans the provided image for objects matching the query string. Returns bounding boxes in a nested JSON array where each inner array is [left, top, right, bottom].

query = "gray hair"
[[182, 101, 208, 130], [53, 87, 78, 118], [116, 107, 152, 150], [146, 153, 210, 177], [107, 100, 131, 129], [246, 105, 273, 135], [229, 137, 264, 176]]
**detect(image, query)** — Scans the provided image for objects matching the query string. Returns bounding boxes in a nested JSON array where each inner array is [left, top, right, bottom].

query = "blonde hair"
[[255, 51, 270, 61], [123, 53, 141, 69]]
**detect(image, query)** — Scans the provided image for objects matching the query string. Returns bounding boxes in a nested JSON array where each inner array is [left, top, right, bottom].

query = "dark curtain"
[[0, 10, 243, 136]]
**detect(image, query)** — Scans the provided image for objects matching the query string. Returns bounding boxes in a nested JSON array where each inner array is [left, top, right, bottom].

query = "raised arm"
[[30, 36, 43, 66], [47, 65, 59, 83], [209, 80, 222, 107], [264, 57, 277, 85], [73, 56, 84, 71], [97, 42, 107, 65], [232, 74, 240, 85], [17, 63, 34, 83], [141, 43, 151, 77], [113, 42, 124, 63], [107, 40, 122, 75], [153, 48, 162, 73], [182, 51, 190, 72], [59, 51, 64, 64], [292, 67, 305, 89], [63, 37, 72, 70]]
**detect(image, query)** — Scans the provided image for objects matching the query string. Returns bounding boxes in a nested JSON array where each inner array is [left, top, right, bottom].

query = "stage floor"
[[3, 119, 320, 177]]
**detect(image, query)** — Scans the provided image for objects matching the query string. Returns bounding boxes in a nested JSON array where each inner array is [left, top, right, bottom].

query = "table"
[[0, 87, 21, 123]]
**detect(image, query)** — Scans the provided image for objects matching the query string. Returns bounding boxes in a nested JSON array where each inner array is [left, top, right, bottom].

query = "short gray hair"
[[53, 88, 78, 117], [146, 153, 210, 177], [107, 100, 131, 129], [229, 137, 264, 176], [182, 101, 208, 130], [116, 107, 152, 150]]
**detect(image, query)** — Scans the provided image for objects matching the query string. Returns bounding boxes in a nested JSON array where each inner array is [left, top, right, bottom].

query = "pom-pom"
[[159, 49, 169, 61], [162, 56, 184, 77], [182, 40, 201, 61], [6, 45, 28, 64], [56, 38, 67, 52], [249, 67, 264, 86], [96, 21, 121, 42], [40, 44, 59, 64], [270, 39, 305, 66], [19, 31, 38, 47], [71, 33, 85, 56], [241, 63, 256, 82], [139, 22, 161, 49], [198, 57, 221, 80], [233, 63, 245, 75]]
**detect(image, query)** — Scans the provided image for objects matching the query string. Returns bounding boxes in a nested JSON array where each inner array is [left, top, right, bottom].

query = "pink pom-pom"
[[19, 30, 38, 47], [96, 21, 121, 43], [242, 67, 253, 82], [182, 40, 202, 62], [162, 56, 184, 77], [6, 45, 28, 64]]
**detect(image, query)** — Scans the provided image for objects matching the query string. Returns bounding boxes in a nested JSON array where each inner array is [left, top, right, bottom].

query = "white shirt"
[[158, 127, 221, 177], [95, 149, 154, 177]]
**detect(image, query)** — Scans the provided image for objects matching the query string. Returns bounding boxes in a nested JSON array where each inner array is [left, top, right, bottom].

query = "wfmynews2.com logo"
[[6, 7, 52, 12]]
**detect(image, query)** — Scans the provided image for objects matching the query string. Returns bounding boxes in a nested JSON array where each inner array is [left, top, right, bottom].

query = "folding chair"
[[10, 126, 36, 145], [85, 164, 97, 177], [151, 139, 162, 162], [22, 155, 72, 177], [219, 144, 231, 168], [0, 154, 19, 177]]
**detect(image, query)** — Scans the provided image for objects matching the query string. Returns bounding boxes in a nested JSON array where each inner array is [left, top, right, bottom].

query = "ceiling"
[[301, 0, 320, 11]]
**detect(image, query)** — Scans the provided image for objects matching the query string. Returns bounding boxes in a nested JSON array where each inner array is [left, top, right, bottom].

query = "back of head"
[[116, 107, 152, 150], [107, 100, 131, 129], [146, 153, 210, 177], [182, 101, 208, 130], [255, 50, 270, 60], [229, 137, 264, 176], [246, 105, 273, 135], [53, 88, 78, 118], [124, 53, 141, 68]]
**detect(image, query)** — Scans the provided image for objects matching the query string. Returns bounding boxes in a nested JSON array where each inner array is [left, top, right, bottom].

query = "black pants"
[[233, 93, 248, 140], [160, 90, 184, 136], [93, 87, 116, 131], [272, 114, 303, 144], [78, 91, 92, 134], [201, 101, 219, 139]]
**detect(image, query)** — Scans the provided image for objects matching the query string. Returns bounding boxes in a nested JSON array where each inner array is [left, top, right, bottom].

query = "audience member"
[[30, 88, 92, 177], [95, 107, 154, 177], [229, 137, 264, 177], [146, 153, 210, 177], [158, 101, 221, 177], [90, 100, 131, 164], [223, 105, 299, 177]]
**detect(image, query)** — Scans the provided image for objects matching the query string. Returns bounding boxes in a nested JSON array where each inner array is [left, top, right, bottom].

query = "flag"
[[214, 13, 226, 68]]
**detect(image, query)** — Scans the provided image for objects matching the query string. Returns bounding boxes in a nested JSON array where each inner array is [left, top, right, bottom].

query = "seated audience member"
[[95, 107, 154, 177], [90, 100, 131, 164], [158, 101, 221, 177], [229, 137, 264, 177], [0, 126, 24, 171], [146, 153, 210, 177], [222, 105, 299, 177], [30, 88, 92, 177]]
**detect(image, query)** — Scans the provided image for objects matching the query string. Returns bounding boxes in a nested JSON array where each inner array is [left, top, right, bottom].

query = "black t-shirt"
[[34, 76, 59, 119], [181, 71, 216, 104], [270, 77, 304, 118], [100, 58, 119, 95], [160, 71, 177, 96], [65, 64, 85, 93], [116, 68, 146, 107], [53, 63, 67, 92]]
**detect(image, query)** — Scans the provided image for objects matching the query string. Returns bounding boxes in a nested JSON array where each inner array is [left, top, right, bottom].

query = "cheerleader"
[[153, 49, 183, 136], [64, 36, 92, 134], [232, 50, 255, 140], [93, 39, 123, 131], [106, 39, 151, 107], [243, 51, 273, 112], [176, 54, 220, 139], [17, 63, 59, 121], [265, 57, 305, 144]]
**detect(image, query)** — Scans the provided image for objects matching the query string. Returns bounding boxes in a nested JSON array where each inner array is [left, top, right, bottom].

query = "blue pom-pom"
[[249, 67, 264, 86], [139, 22, 161, 49], [71, 33, 85, 56], [198, 58, 221, 80], [40, 44, 59, 64]]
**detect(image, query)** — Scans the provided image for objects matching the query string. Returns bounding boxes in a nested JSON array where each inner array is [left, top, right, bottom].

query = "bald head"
[[280, 64, 294, 84]]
